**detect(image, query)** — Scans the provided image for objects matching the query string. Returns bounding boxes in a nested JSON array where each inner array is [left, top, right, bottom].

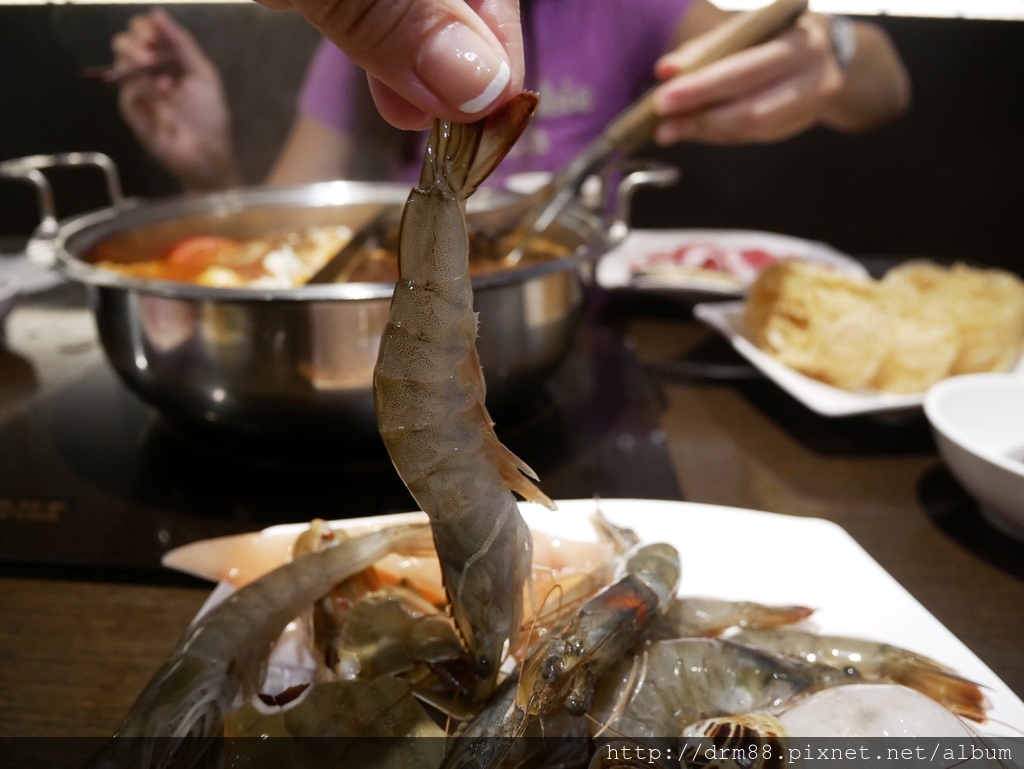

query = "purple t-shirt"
[[298, 0, 691, 186]]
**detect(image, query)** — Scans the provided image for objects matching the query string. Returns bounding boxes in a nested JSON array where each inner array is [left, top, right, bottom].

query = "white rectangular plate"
[[182, 499, 1024, 737], [695, 300, 1024, 418]]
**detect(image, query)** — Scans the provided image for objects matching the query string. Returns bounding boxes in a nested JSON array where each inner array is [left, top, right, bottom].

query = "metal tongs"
[[305, 206, 399, 285], [498, 0, 809, 266]]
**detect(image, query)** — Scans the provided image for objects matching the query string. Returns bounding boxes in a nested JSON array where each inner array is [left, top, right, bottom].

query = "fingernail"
[[653, 53, 677, 80], [417, 22, 510, 115]]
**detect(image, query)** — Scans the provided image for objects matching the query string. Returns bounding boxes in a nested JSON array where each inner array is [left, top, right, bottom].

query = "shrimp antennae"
[[590, 650, 646, 739]]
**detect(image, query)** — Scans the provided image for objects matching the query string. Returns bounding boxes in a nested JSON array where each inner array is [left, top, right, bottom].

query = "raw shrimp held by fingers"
[[374, 92, 549, 696]]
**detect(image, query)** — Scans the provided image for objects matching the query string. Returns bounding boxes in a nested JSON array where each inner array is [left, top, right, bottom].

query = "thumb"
[[269, 0, 523, 127]]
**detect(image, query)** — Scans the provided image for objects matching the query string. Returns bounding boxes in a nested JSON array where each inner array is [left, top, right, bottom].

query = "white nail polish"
[[459, 60, 510, 113]]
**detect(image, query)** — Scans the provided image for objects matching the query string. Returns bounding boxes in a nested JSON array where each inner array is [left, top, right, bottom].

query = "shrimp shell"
[[731, 628, 989, 722], [438, 674, 591, 769], [680, 713, 788, 769], [588, 638, 857, 739], [652, 597, 814, 639], [91, 522, 432, 769], [516, 542, 682, 719], [373, 93, 547, 695]]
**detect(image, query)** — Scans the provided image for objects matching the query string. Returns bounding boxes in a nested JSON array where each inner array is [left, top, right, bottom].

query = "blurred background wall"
[[1, 4, 1021, 269], [0, 3, 320, 232]]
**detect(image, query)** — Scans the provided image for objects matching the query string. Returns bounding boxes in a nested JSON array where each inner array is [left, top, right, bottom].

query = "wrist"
[[827, 14, 857, 72], [178, 142, 242, 192]]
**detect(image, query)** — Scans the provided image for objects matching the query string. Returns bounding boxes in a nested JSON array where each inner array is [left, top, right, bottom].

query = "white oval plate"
[[168, 498, 1024, 737], [596, 229, 868, 299]]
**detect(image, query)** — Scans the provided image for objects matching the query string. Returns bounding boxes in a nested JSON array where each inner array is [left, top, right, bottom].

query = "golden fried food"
[[873, 293, 960, 394], [744, 261, 886, 391], [744, 259, 1024, 394], [882, 260, 1024, 376]]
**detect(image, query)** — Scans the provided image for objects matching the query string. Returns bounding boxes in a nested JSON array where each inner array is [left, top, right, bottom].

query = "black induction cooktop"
[[0, 286, 682, 584]]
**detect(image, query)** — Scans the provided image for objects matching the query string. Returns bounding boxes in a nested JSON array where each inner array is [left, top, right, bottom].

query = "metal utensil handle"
[[0, 152, 125, 237], [305, 205, 398, 285]]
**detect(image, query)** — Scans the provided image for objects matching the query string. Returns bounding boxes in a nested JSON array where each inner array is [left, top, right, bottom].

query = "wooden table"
[[0, 284, 1021, 742]]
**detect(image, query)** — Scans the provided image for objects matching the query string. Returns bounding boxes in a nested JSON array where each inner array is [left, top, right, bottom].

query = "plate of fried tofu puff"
[[694, 259, 1024, 417]]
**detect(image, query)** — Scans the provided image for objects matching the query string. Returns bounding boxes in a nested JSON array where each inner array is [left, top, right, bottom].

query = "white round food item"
[[779, 684, 973, 738]]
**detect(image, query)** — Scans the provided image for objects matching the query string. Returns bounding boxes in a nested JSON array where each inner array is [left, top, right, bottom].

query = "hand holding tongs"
[[499, 0, 809, 266]]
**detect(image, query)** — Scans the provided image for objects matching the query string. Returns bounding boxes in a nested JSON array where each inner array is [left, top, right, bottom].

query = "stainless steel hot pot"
[[4, 153, 650, 437]]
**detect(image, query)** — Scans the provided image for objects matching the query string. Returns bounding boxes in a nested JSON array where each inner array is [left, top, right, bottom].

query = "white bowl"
[[924, 372, 1024, 541]]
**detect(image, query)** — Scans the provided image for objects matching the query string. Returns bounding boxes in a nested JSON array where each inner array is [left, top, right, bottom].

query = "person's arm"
[[112, 9, 242, 190], [265, 36, 414, 187], [264, 115, 358, 186], [651, 0, 910, 145], [818, 18, 911, 132]]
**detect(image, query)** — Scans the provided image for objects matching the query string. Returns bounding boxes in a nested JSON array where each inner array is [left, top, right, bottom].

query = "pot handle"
[[606, 161, 681, 244], [1, 152, 124, 260], [1, 152, 124, 269], [577, 162, 679, 288]]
